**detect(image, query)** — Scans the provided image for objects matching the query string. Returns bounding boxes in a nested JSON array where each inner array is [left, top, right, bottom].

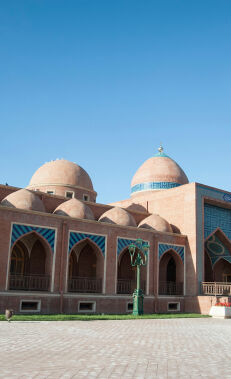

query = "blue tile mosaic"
[[131, 181, 181, 194], [69, 232, 105, 256], [204, 204, 231, 240], [158, 243, 184, 263], [117, 238, 137, 256], [205, 233, 231, 266], [11, 224, 55, 253]]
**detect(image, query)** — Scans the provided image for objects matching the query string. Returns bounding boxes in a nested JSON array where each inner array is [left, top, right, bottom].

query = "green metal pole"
[[137, 264, 140, 293]]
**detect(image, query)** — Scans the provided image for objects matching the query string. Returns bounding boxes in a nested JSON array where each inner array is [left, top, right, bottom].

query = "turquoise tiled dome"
[[131, 146, 188, 195]]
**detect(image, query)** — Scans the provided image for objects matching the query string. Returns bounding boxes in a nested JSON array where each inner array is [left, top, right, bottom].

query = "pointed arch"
[[213, 257, 231, 282], [68, 238, 104, 293], [117, 247, 146, 294], [9, 231, 52, 291], [11, 223, 56, 253], [159, 249, 184, 295]]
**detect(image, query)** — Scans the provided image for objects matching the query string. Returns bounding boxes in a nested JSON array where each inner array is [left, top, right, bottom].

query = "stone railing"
[[159, 281, 183, 296], [9, 274, 50, 291], [68, 276, 102, 293], [117, 279, 146, 294], [201, 282, 231, 296]]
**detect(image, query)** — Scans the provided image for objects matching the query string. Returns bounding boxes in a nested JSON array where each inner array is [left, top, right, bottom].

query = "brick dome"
[[99, 207, 136, 227], [1, 189, 45, 212], [138, 214, 172, 233], [28, 159, 93, 190], [131, 147, 188, 196], [27, 159, 97, 201], [54, 198, 94, 220]]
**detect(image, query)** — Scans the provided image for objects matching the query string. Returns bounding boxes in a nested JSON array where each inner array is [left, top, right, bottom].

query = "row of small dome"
[[1, 189, 172, 232]]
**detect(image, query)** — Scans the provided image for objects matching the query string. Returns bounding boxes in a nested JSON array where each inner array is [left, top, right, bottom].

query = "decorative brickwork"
[[11, 224, 55, 253], [158, 243, 184, 263], [68, 232, 105, 256]]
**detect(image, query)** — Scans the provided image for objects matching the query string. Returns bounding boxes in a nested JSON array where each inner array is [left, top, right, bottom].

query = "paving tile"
[[0, 319, 231, 378]]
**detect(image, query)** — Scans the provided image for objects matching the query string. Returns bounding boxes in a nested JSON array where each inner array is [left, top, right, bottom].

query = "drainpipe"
[[59, 221, 67, 313]]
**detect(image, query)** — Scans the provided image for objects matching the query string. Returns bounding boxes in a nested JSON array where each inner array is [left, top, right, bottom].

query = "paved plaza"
[[0, 318, 231, 378]]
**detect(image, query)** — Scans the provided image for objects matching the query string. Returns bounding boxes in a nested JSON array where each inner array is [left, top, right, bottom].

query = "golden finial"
[[158, 144, 163, 154]]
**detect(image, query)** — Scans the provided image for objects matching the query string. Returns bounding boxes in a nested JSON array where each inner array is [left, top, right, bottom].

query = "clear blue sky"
[[1, 0, 231, 203]]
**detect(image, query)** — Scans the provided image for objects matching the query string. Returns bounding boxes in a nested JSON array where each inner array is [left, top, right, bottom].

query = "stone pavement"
[[0, 318, 231, 378]]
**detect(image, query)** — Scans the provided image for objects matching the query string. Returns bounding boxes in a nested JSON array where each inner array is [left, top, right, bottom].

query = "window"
[[65, 191, 74, 199], [83, 194, 89, 201], [127, 302, 133, 312], [167, 302, 180, 312], [20, 300, 41, 313], [78, 301, 96, 313], [47, 190, 54, 195]]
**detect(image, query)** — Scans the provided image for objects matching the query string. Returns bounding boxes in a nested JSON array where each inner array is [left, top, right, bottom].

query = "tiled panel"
[[158, 243, 184, 263], [117, 238, 137, 256], [11, 224, 55, 253], [69, 232, 105, 256], [204, 204, 231, 240], [205, 233, 231, 266], [131, 181, 181, 194]]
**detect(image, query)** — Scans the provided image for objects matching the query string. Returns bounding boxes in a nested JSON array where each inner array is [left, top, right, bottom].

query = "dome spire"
[[158, 144, 163, 154]]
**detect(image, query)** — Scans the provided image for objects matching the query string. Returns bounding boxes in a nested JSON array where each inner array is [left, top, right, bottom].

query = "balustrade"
[[117, 279, 146, 294], [201, 282, 231, 296], [159, 281, 183, 295], [9, 274, 50, 291], [68, 276, 102, 293]]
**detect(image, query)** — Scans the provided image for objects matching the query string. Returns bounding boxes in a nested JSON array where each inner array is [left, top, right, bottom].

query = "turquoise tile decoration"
[[117, 238, 137, 256], [158, 243, 184, 263], [131, 181, 181, 194], [205, 233, 231, 266], [69, 232, 105, 256], [11, 223, 55, 253], [204, 204, 231, 240]]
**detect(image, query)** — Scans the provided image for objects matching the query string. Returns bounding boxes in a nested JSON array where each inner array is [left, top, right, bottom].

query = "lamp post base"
[[132, 289, 144, 315]]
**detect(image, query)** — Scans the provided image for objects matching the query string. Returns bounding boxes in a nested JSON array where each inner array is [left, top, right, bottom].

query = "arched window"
[[117, 248, 146, 294], [68, 240, 103, 293], [167, 257, 176, 282], [159, 250, 183, 295], [9, 233, 51, 291]]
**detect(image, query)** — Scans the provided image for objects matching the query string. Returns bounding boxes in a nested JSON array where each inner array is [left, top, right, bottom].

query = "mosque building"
[[0, 146, 230, 314]]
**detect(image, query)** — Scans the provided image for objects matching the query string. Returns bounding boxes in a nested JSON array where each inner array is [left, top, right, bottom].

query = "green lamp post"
[[128, 238, 150, 315]]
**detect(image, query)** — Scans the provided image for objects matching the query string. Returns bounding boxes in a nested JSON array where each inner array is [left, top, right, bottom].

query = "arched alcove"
[[159, 250, 183, 295], [213, 258, 231, 282], [68, 239, 104, 293], [9, 232, 52, 291], [117, 248, 146, 294]]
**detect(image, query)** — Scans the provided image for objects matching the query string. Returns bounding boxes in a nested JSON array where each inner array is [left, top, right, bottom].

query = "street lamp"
[[128, 238, 150, 315]]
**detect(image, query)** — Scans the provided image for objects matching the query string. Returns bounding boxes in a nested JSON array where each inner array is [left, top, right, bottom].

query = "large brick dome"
[[131, 147, 188, 196], [27, 159, 96, 201]]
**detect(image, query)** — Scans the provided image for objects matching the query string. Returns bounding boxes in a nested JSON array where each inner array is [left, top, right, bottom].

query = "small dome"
[[28, 159, 94, 191], [99, 207, 136, 227], [131, 146, 188, 195], [54, 198, 94, 220], [1, 189, 45, 212], [138, 214, 172, 233]]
